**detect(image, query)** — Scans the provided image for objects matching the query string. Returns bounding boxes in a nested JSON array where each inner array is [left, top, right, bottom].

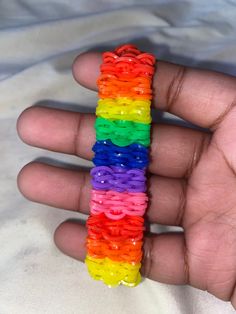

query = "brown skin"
[[17, 52, 236, 308]]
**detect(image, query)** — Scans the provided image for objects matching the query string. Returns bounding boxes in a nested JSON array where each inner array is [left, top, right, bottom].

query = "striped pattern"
[[85, 44, 155, 287]]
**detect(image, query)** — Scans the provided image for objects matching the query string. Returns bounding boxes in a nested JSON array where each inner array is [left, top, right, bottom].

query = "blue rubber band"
[[92, 140, 149, 169]]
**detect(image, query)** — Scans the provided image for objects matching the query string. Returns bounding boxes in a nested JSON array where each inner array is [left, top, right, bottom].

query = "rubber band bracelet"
[[85, 44, 155, 287]]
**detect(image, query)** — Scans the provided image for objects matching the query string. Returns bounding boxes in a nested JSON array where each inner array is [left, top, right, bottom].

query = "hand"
[[17, 52, 236, 308]]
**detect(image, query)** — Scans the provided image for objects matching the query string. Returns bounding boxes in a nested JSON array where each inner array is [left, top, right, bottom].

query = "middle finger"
[[17, 106, 211, 178]]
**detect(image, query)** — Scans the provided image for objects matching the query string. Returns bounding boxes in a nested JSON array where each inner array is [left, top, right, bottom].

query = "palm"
[[17, 52, 236, 308], [183, 127, 236, 301]]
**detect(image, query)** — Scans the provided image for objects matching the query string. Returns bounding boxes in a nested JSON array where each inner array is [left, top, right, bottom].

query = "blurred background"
[[0, 1, 236, 313]]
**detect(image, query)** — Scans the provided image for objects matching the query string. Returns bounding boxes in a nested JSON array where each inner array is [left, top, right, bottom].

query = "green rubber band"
[[95, 117, 150, 147]]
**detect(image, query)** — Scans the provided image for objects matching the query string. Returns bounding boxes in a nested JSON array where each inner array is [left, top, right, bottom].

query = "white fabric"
[[0, 1, 236, 313]]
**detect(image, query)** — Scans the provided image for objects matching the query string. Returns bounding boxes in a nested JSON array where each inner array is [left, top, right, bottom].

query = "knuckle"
[[186, 133, 211, 178], [166, 65, 187, 112], [140, 236, 154, 279]]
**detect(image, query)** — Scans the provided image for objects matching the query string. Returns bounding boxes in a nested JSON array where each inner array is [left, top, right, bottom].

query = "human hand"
[[17, 52, 236, 308]]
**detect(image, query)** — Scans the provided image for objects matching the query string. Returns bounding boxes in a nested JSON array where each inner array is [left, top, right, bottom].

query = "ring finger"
[[18, 161, 187, 226]]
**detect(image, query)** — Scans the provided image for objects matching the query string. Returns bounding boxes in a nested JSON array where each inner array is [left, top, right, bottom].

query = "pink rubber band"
[[90, 189, 148, 220]]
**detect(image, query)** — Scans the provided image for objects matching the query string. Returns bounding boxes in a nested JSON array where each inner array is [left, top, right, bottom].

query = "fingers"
[[73, 52, 236, 130], [54, 220, 236, 304], [148, 175, 186, 225], [18, 162, 186, 226], [141, 233, 187, 284], [17, 106, 95, 160], [17, 106, 211, 178], [17, 162, 91, 214], [54, 220, 87, 261], [72, 52, 101, 91], [54, 220, 187, 285]]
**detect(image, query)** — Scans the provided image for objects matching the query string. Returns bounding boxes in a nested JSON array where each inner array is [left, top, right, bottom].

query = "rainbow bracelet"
[[85, 44, 155, 287]]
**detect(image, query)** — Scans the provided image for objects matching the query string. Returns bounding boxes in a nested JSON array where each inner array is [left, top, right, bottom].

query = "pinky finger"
[[54, 221, 187, 285], [141, 233, 188, 285], [54, 220, 87, 261]]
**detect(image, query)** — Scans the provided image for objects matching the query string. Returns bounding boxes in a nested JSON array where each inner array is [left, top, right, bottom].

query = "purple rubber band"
[[90, 166, 146, 192]]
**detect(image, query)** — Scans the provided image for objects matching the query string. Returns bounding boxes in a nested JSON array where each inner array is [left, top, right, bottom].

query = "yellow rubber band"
[[96, 98, 151, 124], [85, 255, 141, 287]]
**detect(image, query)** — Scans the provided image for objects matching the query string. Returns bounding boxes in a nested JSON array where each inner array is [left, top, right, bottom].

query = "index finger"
[[73, 52, 236, 130]]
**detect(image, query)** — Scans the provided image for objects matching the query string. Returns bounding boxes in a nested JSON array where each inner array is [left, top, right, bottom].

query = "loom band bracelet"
[[86, 44, 155, 287], [90, 190, 147, 220], [92, 140, 149, 169], [95, 117, 150, 147], [96, 98, 151, 124], [85, 256, 141, 287]]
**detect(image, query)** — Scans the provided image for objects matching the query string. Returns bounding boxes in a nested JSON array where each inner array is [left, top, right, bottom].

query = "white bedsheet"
[[0, 1, 236, 313]]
